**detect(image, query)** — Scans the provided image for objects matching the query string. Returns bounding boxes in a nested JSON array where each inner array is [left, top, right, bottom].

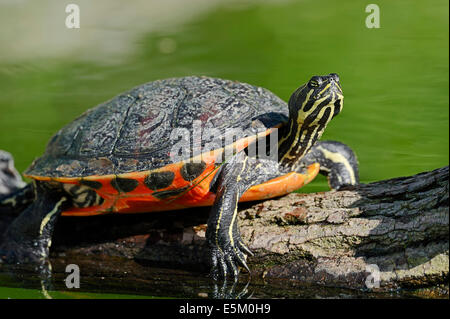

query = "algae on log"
[[0, 166, 448, 292]]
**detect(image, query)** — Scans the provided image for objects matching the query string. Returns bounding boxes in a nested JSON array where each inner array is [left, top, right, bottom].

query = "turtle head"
[[278, 74, 344, 167], [288, 73, 343, 125]]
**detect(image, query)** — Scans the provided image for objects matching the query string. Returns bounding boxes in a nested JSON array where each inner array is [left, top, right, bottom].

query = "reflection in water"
[[0, 256, 417, 299]]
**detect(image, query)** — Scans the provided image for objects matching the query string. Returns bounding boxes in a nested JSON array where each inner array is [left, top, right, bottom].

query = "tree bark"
[[0, 166, 448, 293]]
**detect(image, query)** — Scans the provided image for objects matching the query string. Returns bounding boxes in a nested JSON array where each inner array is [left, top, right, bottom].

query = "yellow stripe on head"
[[279, 74, 344, 167]]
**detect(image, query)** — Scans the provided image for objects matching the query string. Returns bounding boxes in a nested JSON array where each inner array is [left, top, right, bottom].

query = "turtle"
[[0, 75, 358, 281], [0, 150, 26, 196]]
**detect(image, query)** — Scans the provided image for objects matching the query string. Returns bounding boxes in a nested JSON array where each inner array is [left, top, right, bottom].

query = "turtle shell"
[[25, 76, 289, 178], [23, 76, 321, 216]]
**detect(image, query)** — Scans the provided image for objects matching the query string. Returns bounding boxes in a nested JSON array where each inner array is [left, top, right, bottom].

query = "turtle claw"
[[209, 244, 252, 282], [225, 254, 239, 280], [209, 247, 230, 281], [238, 240, 254, 257]]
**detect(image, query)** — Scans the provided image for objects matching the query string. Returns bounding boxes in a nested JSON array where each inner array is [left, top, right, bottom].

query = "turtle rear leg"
[[0, 184, 35, 215], [300, 140, 359, 190], [0, 181, 69, 264]]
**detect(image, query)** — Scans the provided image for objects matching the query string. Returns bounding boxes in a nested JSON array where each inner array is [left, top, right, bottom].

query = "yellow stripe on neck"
[[281, 94, 334, 163]]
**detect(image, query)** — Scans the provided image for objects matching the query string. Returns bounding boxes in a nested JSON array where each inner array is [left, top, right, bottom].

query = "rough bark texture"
[[0, 166, 448, 294]]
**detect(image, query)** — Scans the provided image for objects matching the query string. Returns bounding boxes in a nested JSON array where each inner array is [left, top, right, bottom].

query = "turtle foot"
[[209, 241, 252, 282]]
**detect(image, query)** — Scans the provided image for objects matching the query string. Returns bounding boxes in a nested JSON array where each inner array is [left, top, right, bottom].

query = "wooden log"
[[0, 165, 448, 293]]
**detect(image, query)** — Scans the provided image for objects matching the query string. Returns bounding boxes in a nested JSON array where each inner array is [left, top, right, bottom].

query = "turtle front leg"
[[206, 153, 255, 281], [0, 182, 69, 264], [299, 140, 359, 190]]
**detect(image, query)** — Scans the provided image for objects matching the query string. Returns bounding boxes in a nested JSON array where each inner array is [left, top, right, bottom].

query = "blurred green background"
[[0, 0, 448, 191]]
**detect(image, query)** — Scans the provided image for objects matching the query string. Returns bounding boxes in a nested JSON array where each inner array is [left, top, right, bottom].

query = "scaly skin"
[[0, 181, 69, 264], [206, 153, 281, 279]]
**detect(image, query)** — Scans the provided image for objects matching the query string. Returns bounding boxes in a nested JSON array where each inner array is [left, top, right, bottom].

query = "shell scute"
[[25, 76, 288, 178]]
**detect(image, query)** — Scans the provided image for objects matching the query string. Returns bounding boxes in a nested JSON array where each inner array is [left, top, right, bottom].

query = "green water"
[[0, 286, 153, 299], [0, 0, 448, 298]]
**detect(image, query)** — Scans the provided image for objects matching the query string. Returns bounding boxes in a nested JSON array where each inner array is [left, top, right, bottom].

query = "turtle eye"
[[308, 76, 322, 88]]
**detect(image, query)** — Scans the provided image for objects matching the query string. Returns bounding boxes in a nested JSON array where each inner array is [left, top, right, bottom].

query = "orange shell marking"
[[54, 162, 319, 217], [25, 127, 320, 216], [240, 162, 319, 202]]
